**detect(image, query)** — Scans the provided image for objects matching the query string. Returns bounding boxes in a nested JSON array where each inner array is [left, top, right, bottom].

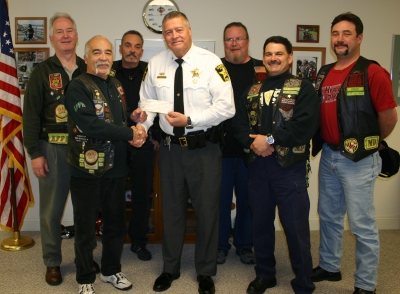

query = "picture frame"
[[296, 25, 320, 43], [14, 47, 50, 94], [292, 47, 326, 86], [15, 17, 47, 44], [390, 34, 400, 104]]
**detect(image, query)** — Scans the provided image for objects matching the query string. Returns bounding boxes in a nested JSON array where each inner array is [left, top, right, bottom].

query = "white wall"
[[5, 0, 400, 231]]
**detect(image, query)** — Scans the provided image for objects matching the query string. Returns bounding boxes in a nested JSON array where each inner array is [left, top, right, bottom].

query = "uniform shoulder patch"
[[215, 64, 230, 82], [142, 66, 148, 82]]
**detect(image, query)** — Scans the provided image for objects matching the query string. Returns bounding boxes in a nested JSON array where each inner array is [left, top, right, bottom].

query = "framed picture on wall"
[[292, 47, 326, 86], [14, 47, 50, 93], [391, 34, 400, 104], [15, 17, 47, 44], [296, 25, 320, 43]]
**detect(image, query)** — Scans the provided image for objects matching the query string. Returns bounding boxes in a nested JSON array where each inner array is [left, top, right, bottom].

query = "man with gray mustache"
[[110, 30, 161, 262], [64, 35, 146, 294]]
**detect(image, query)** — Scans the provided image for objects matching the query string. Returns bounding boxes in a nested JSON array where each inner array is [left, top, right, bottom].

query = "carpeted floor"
[[0, 230, 399, 293]]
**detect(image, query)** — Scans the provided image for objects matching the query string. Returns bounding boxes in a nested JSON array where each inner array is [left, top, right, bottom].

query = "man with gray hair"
[[65, 35, 145, 294], [137, 11, 235, 294], [23, 12, 89, 286]]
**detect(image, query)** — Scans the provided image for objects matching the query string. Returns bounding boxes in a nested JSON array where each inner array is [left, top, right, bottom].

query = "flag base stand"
[[1, 231, 35, 251]]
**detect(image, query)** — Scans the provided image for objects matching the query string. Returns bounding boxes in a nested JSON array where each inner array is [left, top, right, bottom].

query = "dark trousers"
[[70, 176, 127, 284], [248, 155, 315, 294], [219, 157, 252, 252], [128, 144, 156, 246], [159, 141, 221, 276]]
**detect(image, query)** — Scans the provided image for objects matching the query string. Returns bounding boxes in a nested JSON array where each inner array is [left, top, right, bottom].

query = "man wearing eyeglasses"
[[217, 22, 266, 266]]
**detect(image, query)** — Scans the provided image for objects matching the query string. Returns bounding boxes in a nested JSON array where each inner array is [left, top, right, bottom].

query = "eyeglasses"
[[224, 37, 248, 43]]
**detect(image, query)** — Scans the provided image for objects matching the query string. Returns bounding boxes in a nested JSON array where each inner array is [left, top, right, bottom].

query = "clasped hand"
[[129, 124, 148, 148], [249, 134, 275, 157]]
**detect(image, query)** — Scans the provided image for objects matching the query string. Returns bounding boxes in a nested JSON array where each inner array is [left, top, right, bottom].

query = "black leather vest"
[[246, 77, 309, 167], [315, 56, 380, 162], [66, 74, 125, 177]]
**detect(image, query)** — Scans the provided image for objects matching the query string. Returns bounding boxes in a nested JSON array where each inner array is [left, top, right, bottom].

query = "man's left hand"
[[166, 111, 187, 127], [249, 134, 275, 157]]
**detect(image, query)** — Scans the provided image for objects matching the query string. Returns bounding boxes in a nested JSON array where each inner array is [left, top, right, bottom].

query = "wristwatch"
[[142, 0, 180, 34], [266, 134, 274, 145], [186, 116, 193, 129]]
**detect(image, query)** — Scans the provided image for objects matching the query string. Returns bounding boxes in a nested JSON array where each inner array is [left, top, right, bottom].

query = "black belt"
[[162, 130, 212, 148], [327, 143, 340, 151], [164, 134, 190, 147]]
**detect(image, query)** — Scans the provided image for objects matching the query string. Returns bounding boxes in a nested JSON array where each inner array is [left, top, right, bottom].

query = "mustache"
[[334, 41, 348, 48], [268, 60, 281, 65], [127, 52, 138, 58], [96, 61, 110, 68]]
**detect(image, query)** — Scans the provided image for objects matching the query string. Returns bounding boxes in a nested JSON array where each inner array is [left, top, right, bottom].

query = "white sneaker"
[[100, 272, 132, 290], [79, 283, 95, 294]]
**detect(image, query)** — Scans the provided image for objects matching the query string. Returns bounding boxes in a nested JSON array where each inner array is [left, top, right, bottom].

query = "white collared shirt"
[[140, 44, 235, 135]]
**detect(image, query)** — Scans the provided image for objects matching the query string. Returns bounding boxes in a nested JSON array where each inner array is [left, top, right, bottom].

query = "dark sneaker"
[[217, 249, 227, 264], [311, 266, 342, 282], [131, 245, 152, 261], [236, 248, 255, 264]]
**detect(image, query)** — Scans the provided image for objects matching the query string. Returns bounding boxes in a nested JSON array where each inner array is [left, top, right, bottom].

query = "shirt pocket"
[[185, 80, 211, 107], [153, 79, 172, 101]]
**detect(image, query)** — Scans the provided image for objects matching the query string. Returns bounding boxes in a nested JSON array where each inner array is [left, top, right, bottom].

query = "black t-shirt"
[[221, 57, 264, 158]]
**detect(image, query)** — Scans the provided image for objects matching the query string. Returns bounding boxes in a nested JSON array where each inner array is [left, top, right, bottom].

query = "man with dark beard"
[[311, 12, 397, 294], [111, 30, 161, 261], [233, 36, 318, 294]]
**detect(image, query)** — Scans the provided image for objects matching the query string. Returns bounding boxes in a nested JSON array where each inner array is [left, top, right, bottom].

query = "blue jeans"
[[219, 158, 252, 252], [318, 143, 381, 291]]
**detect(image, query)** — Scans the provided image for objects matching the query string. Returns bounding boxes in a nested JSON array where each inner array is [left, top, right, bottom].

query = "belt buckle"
[[179, 137, 188, 147]]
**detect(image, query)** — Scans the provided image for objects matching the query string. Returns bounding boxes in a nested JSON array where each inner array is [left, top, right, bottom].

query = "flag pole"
[[1, 160, 35, 251]]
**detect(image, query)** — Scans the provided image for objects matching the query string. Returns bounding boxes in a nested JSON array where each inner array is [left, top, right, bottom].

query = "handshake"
[[128, 108, 148, 148]]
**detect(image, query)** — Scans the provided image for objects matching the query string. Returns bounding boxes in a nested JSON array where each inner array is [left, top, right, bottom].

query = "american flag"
[[0, 0, 34, 232]]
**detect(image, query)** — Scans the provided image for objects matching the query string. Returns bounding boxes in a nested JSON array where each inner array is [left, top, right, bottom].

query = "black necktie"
[[173, 58, 184, 137]]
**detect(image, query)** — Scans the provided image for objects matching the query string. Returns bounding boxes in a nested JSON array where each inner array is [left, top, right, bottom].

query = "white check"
[[139, 99, 173, 114]]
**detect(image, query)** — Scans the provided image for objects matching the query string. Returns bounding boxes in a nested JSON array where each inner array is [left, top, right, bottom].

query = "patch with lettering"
[[346, 73, 364, 96], [280, 97, 296, 105], [48, 133, 68, 144], [364, 136, 379, 150], [276, 145, 289, 157], [55, 104, 68, 123], [215, 64, 230, 82], [49, 73, 62, 90], [293, 145, 306, 154], [344, 138, 358, 154]]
